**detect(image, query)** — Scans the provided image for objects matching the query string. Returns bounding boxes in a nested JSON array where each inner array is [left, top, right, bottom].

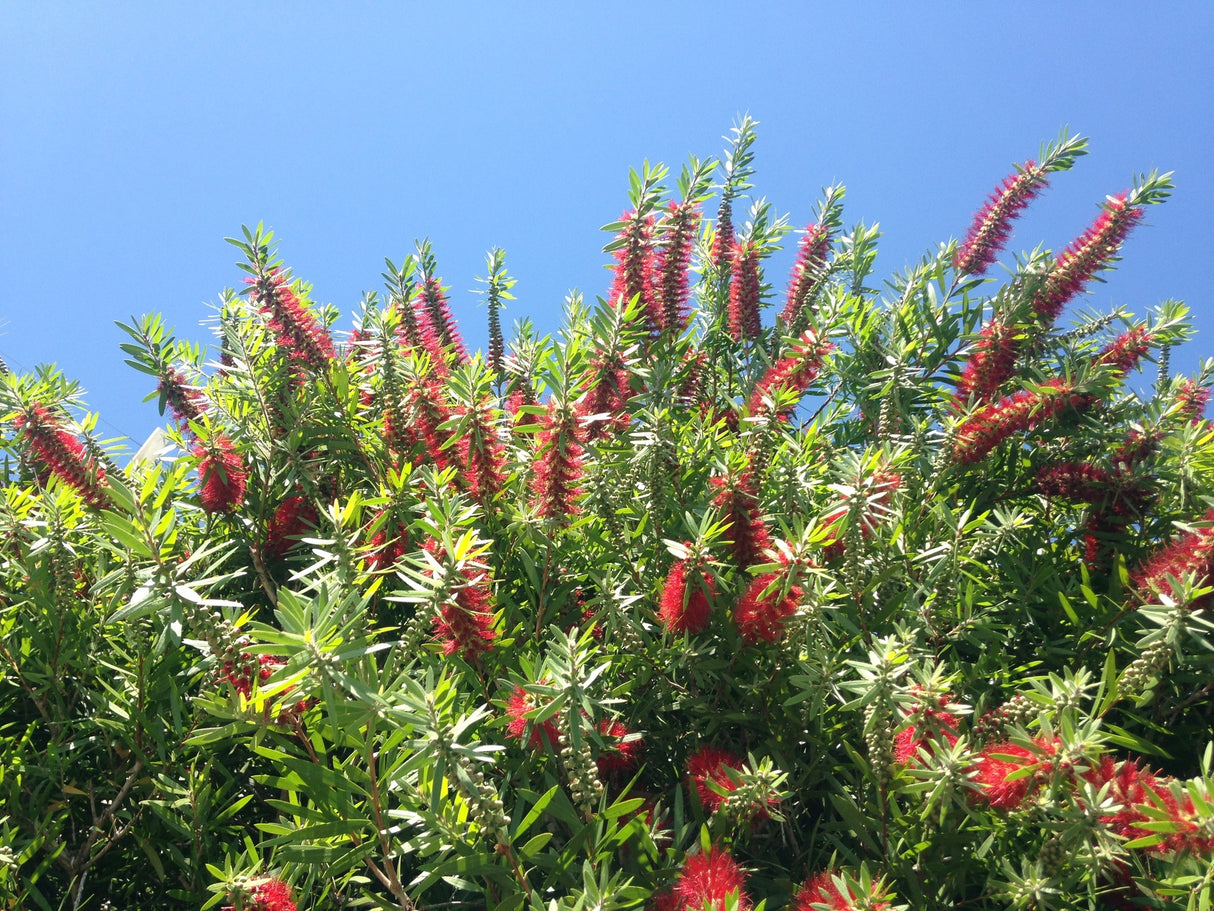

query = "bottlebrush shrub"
[[3, 121, 1214, 911]]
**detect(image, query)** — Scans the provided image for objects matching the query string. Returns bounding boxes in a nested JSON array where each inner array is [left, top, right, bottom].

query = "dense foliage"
[[2, 119, 1213, 911]]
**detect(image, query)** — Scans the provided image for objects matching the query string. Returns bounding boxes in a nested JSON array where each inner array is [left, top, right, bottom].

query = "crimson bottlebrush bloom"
[[13, 404, 109, 508], [194, 435, 247, 514], [224, 876, 298, 911], [954, 161, 1050, 276], [712, 195, 736, 277], [658, 558, 717, 634], [1129, 508, 1214, 610], [415, 276, 468, 367], [405, 375, 454, 472], [820, 470, 902, 562], [894, 696, 960, 765], [596, 719, 643, 774], [1140, 781, 1214, 857], [970, 737, 1061, 810], [531, 401, 584, 521], [1113, 429, 1160, 468], [610, 209, 660, 332], [748, 330, 835, 420], [792, 871, 892, 911], [364, 512, 409, 574], [1080, 757, 1164, 845], [954, 318, 1021, 406], [157, 365, 207, 429], [781, 222, 834, 329], [507, 382, 542, 427], [576, 351, 632, 441], [710, 470, 772, 569], [1033, 192, 1146, 324], [654, 200, 700, 334], [686, 746, 746, 813], [1175, 378, 1211, 425], [728, 240, 762, 342], [1096, 326, 1153, 376], [264, 495, 316, 563], [672, 847, 751, 911], [453, 400, 506, 502], [431, 563, 497, 660], [505, 684, 559, 751], [735, 573, 801, 645], [249, 270, 335, 372], [952, 379, 1094, 464], [1036, 462, 1112, 504]]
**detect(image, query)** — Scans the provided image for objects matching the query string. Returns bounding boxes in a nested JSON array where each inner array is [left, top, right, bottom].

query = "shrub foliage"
[[2, 119, 1213, 910]]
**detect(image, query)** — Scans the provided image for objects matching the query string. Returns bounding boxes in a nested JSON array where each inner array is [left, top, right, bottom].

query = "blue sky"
[[2, 2, 1212, 447]]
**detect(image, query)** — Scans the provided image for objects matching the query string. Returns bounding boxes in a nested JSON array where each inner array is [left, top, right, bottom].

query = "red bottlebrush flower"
[[819, 470, 902, 562], [654, 200, 700, 334], [13, 404, 109, 508], [264, 495, 316, 563], [1033, 192, 1146, 324], [1081, 757, 1164, 844], [415, 276, 468, 368], [506, 380, 542, 427], [712, 194, 736, 277], [610, 209, 660, 333], [894, 696, 960, 765], [672, 846, 751, 911], [453, 400, 506, 503], [748, 330, 835, 420], [195, 435, 247, 515], [1129, 508, 1214, 610], [505, 684, 559, 751], [970, 737, 1061, 810], [1096, 326, 1153, 377], [710, 469, 772, 569], [432, 567, 497, 660], [658, 558, 717, 635], [954, 318, 1021, 406], [249, 270, 335, 373], [686, 746, 745, 813], [364, 513, 409, 574], [531, 401, 585, 522], [1175, 378, 1211, 425], [952, 379, 1095, 464], [734, 573, 800, 645], [728, 240, 762, 342], [404, 375, 454, 472], [1112, 429, 1160, 469], [954, 161, 1050, 276], [157, 366, 207, 429], [576, 351, 632, 441], [1139, 780, 1214, 857], [781, 222, 834, 329], [227, 877, 298, 911], [1036, 462, 1112, 504], [793, 871, 892, 911], [596, 718, 643, 774]]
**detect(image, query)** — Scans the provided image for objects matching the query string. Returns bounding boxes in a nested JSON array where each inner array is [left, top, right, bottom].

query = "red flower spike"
[[505, 684, 559, 751], [954, 318, 1021, 406], [264, 495, 316, 563], [195, 435, 247, 514], [596, 719, 643, 774], [432, 569, 497, 660], [1036, 462, 1112, 505], [531, 402, 585, 521], [1080, 757, 1164, 845], [728, 240, 762, 342], [654, 200, 701, 334], [249, 270, 335, 373], [735, 573, 800, 645], [672, 846, 752, 911], [454, 400, 506, 503], [970, 737, 1061, 810], [157, 366, 207, 429], [658, 559, 717, 634], [954, 161, 1050, 277], [894, 695, 960, 765], [793, 870, 892, 911], [1129, 508, 1214, 611], [748, 330, 835, 420], [712, 196, 736, 277], [1175, 378, 1211, 425], [1033, 192, 1146, 324], [781, 222, 834, 329], [952, 379, 1095, 464], [14, 404, 109, 508], [610, 209, 660, 332], [576, 351, 632, 441], [819, 470, 902, 562], [414, 276, 468, 368], [226, 877, 298, 911], [686, 746, 745, 813], [1096, 326, 1153, 377], [710, 470, 772, 569]]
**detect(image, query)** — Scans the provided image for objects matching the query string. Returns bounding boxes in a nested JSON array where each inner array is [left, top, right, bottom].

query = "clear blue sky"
[[3, 2, 1211, 447]]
